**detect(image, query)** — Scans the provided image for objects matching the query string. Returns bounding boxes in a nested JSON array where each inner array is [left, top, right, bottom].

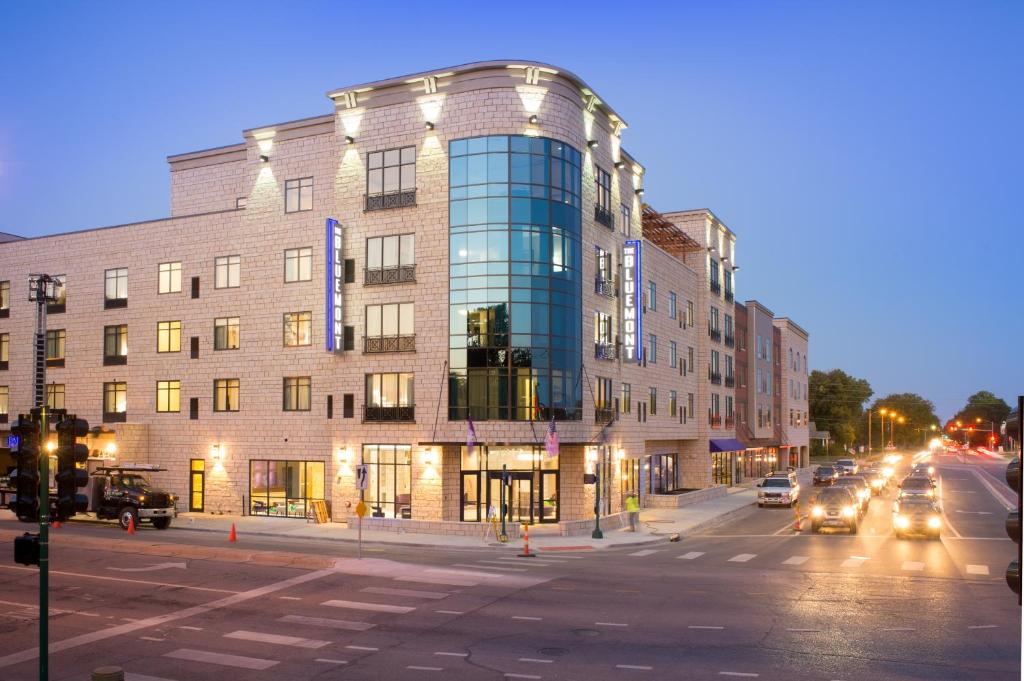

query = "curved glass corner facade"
[[448, 135, 583, 421]]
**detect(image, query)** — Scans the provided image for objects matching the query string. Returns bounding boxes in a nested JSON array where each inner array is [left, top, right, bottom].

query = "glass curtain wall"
[[448, 135, 583, 421]]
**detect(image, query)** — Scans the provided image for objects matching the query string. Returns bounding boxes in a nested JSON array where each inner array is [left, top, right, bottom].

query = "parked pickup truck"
[[83, 465, 177, 530]]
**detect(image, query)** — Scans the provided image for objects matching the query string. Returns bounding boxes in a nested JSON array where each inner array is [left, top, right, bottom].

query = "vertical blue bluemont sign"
[[325, 218, 343, 353], [622, 239, 642, 364]]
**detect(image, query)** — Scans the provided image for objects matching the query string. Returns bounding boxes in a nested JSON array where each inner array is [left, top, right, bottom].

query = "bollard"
[[91, 666, 124, 681]]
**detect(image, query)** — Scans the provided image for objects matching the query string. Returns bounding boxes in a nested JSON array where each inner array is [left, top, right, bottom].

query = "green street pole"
[[38, 404, 49, 681], [500, 464, 507, 540], [592, 450, 603, 539]]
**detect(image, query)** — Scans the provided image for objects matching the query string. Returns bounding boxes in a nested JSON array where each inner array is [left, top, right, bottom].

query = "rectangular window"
[[595, 247, 612, 284], [214, 317, 240, 350], [710, 258, 721, 291], [0, 385, 7, 419], [285, 177, 313, 213], [284, 311, 312, 347], [711, 393, 721, 417], [362, 445, 412, 519], [725, 269, 734, 297], [214, 255, 240, 289], [0, 332, 8, 366], [157, 321, 181, 353], [103, 324, 128, 363], [648, 333, 657, 363], [725, 354, 734, 381], [687, 346, 695, 375], [649, 387, 657, 415], [249, 460, 325, 518], [158, 262, 181, 294], [343, 393, 354, 418], [367, 234, 416, 269], [0, 280, 9, 312], [594, 311, 613, 345], [686, 300, 694, 328], [284, 247, 313, 282], [214, 378, 240, 412], [104, 268, 128, 304], [48, 274, 67, 310], [367, 147, 416, 196], [648, 281, 657, 310], [620, 203, 631, 236], [710, 306, 720, 333], [46, 329, 66, 360], [156, 380, 181, 413], [365, 303, 415, 352], [365, 373, 415, 421], [621, 383, 631, 414], [688, 392, 695, 420], [103, 382, 127, 418], [595, 377, 613, 413], [670, 341, 678, 368], [283, 376, 312, 411], [46, 383, 65, 410], [669, 291, 677, 319], [670, 390, 678, 417], [189, 397, 199, 420], [711, 349, 721, 376], [595, 166, 611, 211], [726, 395, 734, 419]]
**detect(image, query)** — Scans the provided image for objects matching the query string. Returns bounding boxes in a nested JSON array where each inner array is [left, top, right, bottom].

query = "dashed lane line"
[[881, 627, 915, 632], [596, 621, 629, 627], [689, 625, 725, 630], [678, 552, 705, 560], [967, 625, 998, 629], [505, 674, 542, 680], [719, 673, 759, 678], [782, 556, 809, 566], [278, 614, 375, 631], [224, 630, 330, 649], [966, 564, 990, 575], [617, 665, 654, 670], [164, 648, 278, 671], [786, 628, 820, 632], [407, 666, 443, 671], [346, 645, 380, 652], [362, 586, 450, 600], [840, 556, 869, 568], [321, 600, 415, 614], [435, 652, 469, 657], [628, 549, 660, 557], [519, 658, 554, 664], [728, 554, 756, 563], [435, 610, 465, 615], [512, 615, 543, 621], [315, 659, 348, 665]]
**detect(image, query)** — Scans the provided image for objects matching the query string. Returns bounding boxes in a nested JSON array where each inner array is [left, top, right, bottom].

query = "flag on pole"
[[544, 414, 559, 459], [467, 414, 477, 455]]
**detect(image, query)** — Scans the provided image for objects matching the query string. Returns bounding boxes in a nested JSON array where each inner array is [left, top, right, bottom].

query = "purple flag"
[[544, 415, 559, 459], [467, 414, 477, 455]]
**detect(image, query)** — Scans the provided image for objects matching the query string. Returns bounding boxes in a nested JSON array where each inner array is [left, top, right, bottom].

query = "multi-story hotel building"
[[0, 61, 806, 534]]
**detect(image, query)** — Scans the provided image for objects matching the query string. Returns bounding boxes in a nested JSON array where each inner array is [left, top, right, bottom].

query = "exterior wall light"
[[338, 448, 351, 465], [422, 450, 437, 467], [258, 154, 269, 163], [344, 135, 355, 144], [614, 161, 625, 169], [634, 188, 644, 196], [528, 114, 539, 124], [424, 121, 435, 130], [587, 140, 599, 149], [105, 442, 117, 456], [721, 256, 729, 263], [732, 265, 740, 271], [211, 443, 224, 461]]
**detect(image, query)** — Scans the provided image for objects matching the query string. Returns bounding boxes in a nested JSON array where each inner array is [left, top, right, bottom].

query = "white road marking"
[[408, 666, 443, 671], [901, 561, 925, 571], [278, 614, 375, 631], [425, 568, 503, 579], [782, 556, 809, 565], [224, 630, 328, 649], [505, 674, 542, 680], [628, 549, 659, 557], [322, 600, 415, 614], [108, 562, 187, 573], [512, 615, 543, 621], [617, 665, 654, 670], [125, 673, 179, 681], [881, 627, 915, 631], [955, 510, 992, 515], [728, 554, 756, 562], [967, 624, 998, 629], [362, 587, 450, 600], [177, 626, 203, 631], [679, 552, 705, 560], [435, 652, 469, 657], [786, 628, 820, 632], [164, 648, 277, 670], [596, 621, 628, 627], [518, 657, 554, 663], [277, 596, 301, 601], [455, 563, 528, 572], [139, 636, 165, 642], [315, 659, 348, 664], [966, 564, 990, 575], [689, 625, 724, 630], [395, 575, 478, 587], [0, 565, 238, 595], [435, 610, 464, 615], [719, 673, 759, 678], [841, 556, 869, 568], [346, 645, 379, 651]]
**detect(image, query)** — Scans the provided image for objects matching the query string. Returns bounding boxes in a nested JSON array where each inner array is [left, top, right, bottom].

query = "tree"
[[809, 369, 873, 449], [953, 391, 1012, 428], [868, 393, 940, 448]]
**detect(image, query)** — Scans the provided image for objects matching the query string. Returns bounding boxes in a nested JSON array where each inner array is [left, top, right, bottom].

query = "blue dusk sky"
[[0, 1, 1020, 420]]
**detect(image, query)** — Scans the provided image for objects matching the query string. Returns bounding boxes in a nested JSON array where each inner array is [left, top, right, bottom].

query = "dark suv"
[[809, 487, 859, 534], [813, 466, 839, 486], [84, 466, 177, 530]]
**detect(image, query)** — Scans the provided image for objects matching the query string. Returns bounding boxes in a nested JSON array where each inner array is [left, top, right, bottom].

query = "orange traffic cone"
[[229, 523, 237, 543], [793, 509, 802, 532], [127, 515, 136, 535], [52, 521, 61, 529]]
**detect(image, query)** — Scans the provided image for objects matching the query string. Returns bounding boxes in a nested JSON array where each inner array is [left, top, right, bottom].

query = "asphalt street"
[[0, 451, 1018, 681]]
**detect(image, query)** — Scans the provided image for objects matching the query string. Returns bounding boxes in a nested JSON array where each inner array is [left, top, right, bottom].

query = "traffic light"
[[1006, 457, 1021, 601], [54, 416, 89, 522], [11, 417, 40, 523]]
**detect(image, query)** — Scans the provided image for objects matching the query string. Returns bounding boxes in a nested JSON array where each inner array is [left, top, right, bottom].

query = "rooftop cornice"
[[773, 317, 809, 339]]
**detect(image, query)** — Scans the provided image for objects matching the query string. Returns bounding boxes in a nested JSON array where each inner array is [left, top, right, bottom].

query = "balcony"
[[103, 411, 127, 424], [725, 415, 736, 428], [104, 297, 128, 310], [710, 281, 721, 296], [709, 328, 722, 343], [363, 405, 415, 422], [709, 413, 723, 428], [709, 371, 722, 385], [724, 289, 734, 303], [364, 189, 417, 212], [724, 334, 735, 348], [364, 335, 416, 354], [594, 342, 617, 361], [725, 375, 735, 388], [103, 354, 128, 366], [594, 204, 615, 230], [594, 277, 616, 299], [365, 265, 416, 285], [595, 407, 615, 424]]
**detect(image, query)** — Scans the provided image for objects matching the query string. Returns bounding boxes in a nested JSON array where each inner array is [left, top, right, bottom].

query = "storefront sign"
[[622, 239, 643, 363], [325, 218, 344, 353]]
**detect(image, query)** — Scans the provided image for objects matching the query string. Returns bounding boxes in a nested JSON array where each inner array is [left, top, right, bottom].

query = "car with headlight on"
[[861, 467, 887, 495], [893, 498, 942, 539], [911, 463, 937, 483], [897, 475, 937, 501], [757, 476, 800, 508], [833, 476, 871, 513], [813, 466, 839, 486], [834, 458, 858, 475], [809, 487, 859, 534]]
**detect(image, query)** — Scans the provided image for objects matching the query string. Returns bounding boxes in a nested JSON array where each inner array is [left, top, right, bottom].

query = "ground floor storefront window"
[[363, 444, 412, 518], [460, 446, 559, 524], [249, 460, 325, 517], [620, 458, 640, 507], [712, 451, 737, 486], [645, 453, 678, 494], [741, 448, 776, 480]]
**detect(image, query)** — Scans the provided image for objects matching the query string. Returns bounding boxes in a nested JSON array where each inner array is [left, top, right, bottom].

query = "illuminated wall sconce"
[[614, 160, 625, 169], [105, 442, 118, 456], [210, 443, 224, 461], [587, 139, 599, 149], [424, 121, 435, 130], [258, 154, 269, 163], [337, 448, 351, 465], [634, 188, 644, 196], [616, 448, 626, 461], [585, 448, 598, 463], [732, 265, 740, 272], [707, 246, 715, 253], [721, 256, 729, 263], [46, 440, 56, 453], [422, 450, 437, 467], [528, 114, 539, 124], [344, 135, 355, 144]]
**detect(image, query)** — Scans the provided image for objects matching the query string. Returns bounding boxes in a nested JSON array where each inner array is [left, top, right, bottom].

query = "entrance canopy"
[[709, 438, 745, 453]]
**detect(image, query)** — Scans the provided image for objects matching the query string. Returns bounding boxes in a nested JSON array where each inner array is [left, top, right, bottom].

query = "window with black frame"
[[103, 324, 128, 365], [362, 445, 412, 518], [366, 147, 416, 210], [249, 460, 325, 517], [594, 166, 613, 228]]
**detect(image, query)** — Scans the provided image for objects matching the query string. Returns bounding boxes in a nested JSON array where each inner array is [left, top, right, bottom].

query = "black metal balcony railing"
[[710, 281, 721, 295], [709, 413, 723, 428], [104, 297, 128, 310], [594, 277, 615, 298], [594, 204, 615, 230], [709, 328, 722, 342], [725, 375, 735, 388], [365, 265, 416, 285], [594, 342, 617, 361], [364, 189, 417, 212], [103, 354, 128, 366], [364, 335, 416, 354], [595, 407, 615, 424], [709, 372, 722, 385], [725, 415, 736, 428], [724, 289, 734, 303], [103, 411, 127, 424], [363, 405, 415, 422], [724, 334, 735, 348]]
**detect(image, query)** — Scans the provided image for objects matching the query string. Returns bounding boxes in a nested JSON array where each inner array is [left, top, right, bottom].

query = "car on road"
[[757, 476, 800, 508], [892, 498, 942, 539], [813, 466, 839, 486], [834, 458, 858, 475], [897, 475, 937, 501], [82, 465, 178, 530], [809, 487, 859, 534], [833, 476, 871, 513], [861, 467, 887, 495], [911, 463, 937, 483]]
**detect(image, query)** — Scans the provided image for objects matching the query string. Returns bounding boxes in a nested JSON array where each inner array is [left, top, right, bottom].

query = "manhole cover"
[[539, 647, 570, 656], [572, 629, 600, 637]]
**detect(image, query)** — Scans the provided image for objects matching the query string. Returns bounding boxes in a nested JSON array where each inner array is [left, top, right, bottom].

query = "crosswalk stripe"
[[966, 564, 989, 575], [224, 630, 329, 649], [362, 587, 449, 600], [628, 549, 659, 557], [841, 557, 868, 568], [782, 556, 808, 566], [322, 600, 415, 614], [728, 554, 756, 563], [315, 658, 348, 664], [901, 561, 925, 571], [278, 615, 374, 631], [678, 552, 705, 560], [164, 648, 278, 670], [396, 575, 478, 587]]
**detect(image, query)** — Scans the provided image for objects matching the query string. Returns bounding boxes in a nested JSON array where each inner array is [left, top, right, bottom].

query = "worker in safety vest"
[[625, 492, 640, 531]]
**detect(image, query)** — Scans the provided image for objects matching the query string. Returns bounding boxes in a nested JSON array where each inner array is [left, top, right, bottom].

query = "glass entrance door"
[[461, 471, 481, 521], [189, 459, 205, 512], [539, 471, 559, 522], [487, 471, 534, 524]]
